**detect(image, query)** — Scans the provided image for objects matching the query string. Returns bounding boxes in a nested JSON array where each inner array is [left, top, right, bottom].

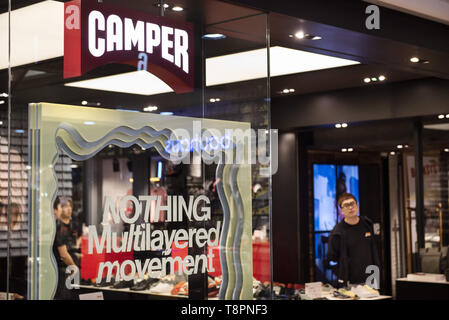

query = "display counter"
[[77, 284, 188, 300], [396, 274, 449, 300]]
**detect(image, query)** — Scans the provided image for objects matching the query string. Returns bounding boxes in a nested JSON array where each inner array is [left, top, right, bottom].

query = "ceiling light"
[[70, 164, 78, 169], [129, 178, 134, 183], [83, 121, 95, 125], [390, 151, 396, 155], [438, 114, 445, 119], [66, 70, 173, 96], [202, 33, 226, 40], [0, 100, 4, 104], [397, 145, 403, 149], [445, 148, 449, 153], [295, 31, 305, 39], [335, 124, 342, 128], [215, 98, 221, 102], [0, 93, 7, 97], [410, 57, 420, 63], [81, 100, 88, 105], [446, 114, 449, 118], [364, 78, 371, 83], [371, 77, 378, 82], [172, 6, 183, 12], [207, 46, 359, 86], [288, 34, 294, 38], [311, 36, 322, 40], [0, 1, 64, 69], [379, 75, 386, 81], [210, 98, 216, 103], [348, 148, 354, 152], [143, 105, 158, 112], [282, 89, 290, 94], [289, 89, 295, 93], [0, 121, 3, 125], [341, 148, 348, 152], [160, 112, 174, 116], [341, 123, 348, 128]]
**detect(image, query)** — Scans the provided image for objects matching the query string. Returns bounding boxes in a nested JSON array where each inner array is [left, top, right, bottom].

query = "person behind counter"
[[327, 193, 381, 289], [52, 197, 80, 300]]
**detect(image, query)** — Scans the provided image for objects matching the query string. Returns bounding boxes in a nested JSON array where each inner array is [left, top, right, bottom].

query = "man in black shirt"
[[327, 193, 380, 288], [52, 197, 80, 299]]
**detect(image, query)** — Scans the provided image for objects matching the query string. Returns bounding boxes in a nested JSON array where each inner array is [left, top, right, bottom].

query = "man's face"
[[340, 198, 359, 219], [54, 204, 62, 219], [61, 202, 72, 219]]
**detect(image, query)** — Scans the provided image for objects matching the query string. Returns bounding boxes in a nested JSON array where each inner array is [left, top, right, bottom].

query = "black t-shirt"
[[52, 220, 79, 269], [341, 220, 374, 284]]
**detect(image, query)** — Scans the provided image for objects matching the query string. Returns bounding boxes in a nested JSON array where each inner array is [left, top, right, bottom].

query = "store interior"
[[1, 0, 449, 300]]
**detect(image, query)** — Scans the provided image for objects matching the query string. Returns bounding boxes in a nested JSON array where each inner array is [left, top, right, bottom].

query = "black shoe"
[[94, 277, 114, 287], [112, 280, 134, 289], [130, 278, 158, 291]]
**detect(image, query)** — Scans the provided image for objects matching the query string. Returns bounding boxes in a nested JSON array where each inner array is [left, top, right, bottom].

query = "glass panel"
[[5, 0, 270, 300], [203, 11, 271, 300]]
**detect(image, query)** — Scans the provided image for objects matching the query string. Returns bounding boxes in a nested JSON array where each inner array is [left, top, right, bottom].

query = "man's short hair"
[[338, 193, 358, 208]]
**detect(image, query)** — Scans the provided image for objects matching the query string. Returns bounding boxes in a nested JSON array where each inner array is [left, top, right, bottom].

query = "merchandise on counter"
[[112, 279, 135, 289], [130, 277, 159, 291], [351, 285, 380, 299]]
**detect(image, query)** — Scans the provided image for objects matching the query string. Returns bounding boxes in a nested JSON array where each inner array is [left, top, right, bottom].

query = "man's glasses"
[[341, 201, 357, 209]]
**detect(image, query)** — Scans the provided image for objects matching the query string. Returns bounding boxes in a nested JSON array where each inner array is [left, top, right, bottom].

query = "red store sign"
[[64, 0, 194, 93]]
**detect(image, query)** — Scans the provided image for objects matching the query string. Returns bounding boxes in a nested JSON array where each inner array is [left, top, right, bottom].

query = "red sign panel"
[[64, 0, 194, 93]]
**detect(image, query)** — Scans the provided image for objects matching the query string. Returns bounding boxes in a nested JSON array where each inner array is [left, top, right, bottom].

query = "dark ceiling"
[[0, 0, 443, 123]]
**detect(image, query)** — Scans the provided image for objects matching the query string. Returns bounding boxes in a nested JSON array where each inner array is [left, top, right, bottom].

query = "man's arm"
[[57, 245, 76, 267], [327, 232, 340, 263]]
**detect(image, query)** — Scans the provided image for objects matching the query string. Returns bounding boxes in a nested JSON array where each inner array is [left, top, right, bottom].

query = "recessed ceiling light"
[[410, 57, 420, 63], [0, 93, 7, 97], [311, 36, 322, 40], [397, 145, 403, 149], [371, 77, 378, 82], [289, 89, 295, 93], [215, 98, 221, 102], [81, 100, 88, 105], [282, 89, 290, 94], [288, 34, 294, 38], [390, 151, 396, 155], [446, 114, 449, 118], [295, 31, 305, 39], [438, 114, 445, 119], [335, 124, 342, 128], [210, 98, 216, 103], [364, 78, 371, 83], [202, 33, 226, 40], [341, 148, 348, 152], [445, 148, 449, 152], [0, 100, 4, 105], [379, 75, 386, 81], [348, 148, 354, 152], [172, 6, 183, 11], [0, 121, 3, 125], [341, 123, 348, 128], [143, 105, 158, 112]]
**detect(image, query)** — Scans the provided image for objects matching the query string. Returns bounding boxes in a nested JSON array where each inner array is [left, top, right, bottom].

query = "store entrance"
[[307, 118, 419, 294]]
